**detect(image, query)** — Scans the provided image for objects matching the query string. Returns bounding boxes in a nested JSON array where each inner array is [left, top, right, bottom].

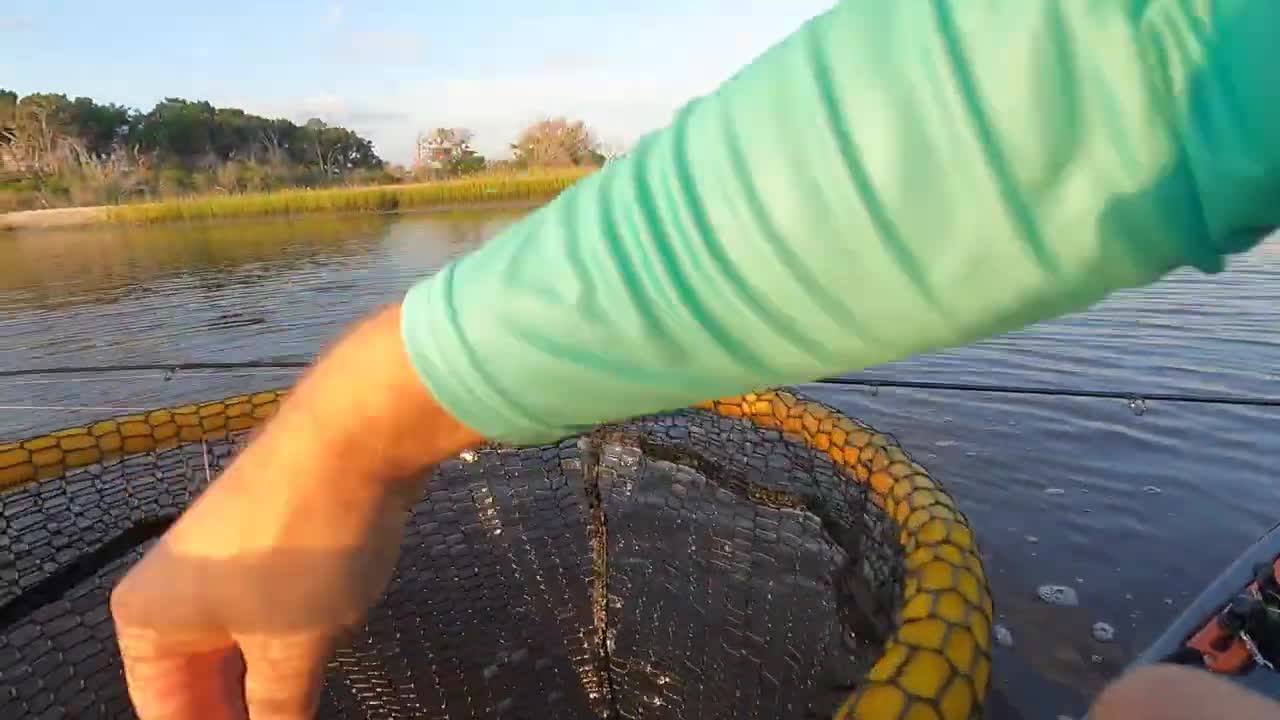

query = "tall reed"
[[104, 170, 591, 225]]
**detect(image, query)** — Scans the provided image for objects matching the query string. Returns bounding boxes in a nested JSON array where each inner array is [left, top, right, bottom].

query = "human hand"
[[109, 305, 481, 719], [110, 453, 424, 720]]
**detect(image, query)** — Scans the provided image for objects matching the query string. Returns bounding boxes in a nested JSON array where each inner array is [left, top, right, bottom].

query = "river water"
[[2, 210, 1277, 719]]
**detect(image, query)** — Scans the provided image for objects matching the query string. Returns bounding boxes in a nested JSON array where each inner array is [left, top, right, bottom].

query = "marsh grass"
[[104, 170, 591, 225]]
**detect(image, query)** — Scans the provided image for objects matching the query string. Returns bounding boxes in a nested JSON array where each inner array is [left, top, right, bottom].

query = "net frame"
[[0, 387, 993, 720]]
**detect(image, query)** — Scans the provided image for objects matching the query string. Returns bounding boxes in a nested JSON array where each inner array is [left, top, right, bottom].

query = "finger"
[[1091, 664, 1280, 720], [113, 562, 246, 720], [240, 632, 335, 720], [117, 640, 247, 720]]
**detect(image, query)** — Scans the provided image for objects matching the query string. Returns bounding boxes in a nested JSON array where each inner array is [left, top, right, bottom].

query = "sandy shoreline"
[[0, 206, 110, 231]]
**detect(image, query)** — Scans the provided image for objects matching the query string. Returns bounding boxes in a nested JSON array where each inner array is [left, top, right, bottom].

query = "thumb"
[[240, 633, 334, 720]]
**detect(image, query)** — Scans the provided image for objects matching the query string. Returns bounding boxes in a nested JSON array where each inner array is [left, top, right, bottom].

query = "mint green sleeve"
[[401, 0, 1279, 445]]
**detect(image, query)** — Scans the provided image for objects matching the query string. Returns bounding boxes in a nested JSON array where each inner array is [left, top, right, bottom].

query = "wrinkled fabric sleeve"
[[402, 0, 1280, 445]]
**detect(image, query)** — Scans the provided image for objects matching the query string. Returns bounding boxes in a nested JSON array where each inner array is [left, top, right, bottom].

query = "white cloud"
[[284, 95, 410, 127], [222, 94, 411, 159], [225, 62, 717, 165], [226, 3, 837, 165], [381, 33, 786, 163]]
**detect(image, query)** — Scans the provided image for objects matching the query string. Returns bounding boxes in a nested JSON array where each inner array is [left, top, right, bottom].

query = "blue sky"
[[1, 1, 835, 164]]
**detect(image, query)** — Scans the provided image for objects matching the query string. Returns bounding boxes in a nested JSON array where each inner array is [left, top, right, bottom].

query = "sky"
[[1, 1, 836, 164]]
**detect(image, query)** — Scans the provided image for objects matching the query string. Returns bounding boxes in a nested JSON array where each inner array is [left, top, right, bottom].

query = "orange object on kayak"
[[1185, 558, 1280, 673]]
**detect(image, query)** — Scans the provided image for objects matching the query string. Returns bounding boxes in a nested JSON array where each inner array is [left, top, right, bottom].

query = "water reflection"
[[0, 208, 527, 434], [0, 208, 527, 310]]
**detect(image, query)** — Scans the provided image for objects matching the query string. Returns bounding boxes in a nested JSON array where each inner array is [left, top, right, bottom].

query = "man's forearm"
[[231, 304, 483, 493], [398, 0, 1279, 448]]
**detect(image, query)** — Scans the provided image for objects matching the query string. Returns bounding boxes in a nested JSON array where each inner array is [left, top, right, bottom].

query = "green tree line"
[[1, 88, 624, 213], [0, 90, 388, 210]]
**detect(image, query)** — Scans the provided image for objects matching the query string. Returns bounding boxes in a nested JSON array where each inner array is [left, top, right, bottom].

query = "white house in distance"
[[414, 129, 472, 173]]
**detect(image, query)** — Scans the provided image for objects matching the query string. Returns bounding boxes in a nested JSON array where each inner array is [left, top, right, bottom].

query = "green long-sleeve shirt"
[[401, 0, 1279, 445]]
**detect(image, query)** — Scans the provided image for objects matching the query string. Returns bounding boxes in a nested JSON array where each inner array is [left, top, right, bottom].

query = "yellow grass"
[[103, 170, 593, 225]]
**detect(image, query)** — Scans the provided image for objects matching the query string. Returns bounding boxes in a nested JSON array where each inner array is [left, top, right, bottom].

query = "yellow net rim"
[[0, 387, 993, 720]]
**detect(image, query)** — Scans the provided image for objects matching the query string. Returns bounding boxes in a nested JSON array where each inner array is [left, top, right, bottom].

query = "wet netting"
[[0, 388, 993, 720]]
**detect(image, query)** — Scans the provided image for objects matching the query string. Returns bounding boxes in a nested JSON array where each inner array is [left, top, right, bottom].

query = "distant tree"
[[209, 106, 255, 161], [0, 90, 19, 173], [0, 89, 16, 132], [297, 119, 380, 176], [0, 87, 411, 208], [510, 117, 602, 169], [15, 93, 73, 137], [9, 94, 83, 173], [454, 151, 486, 176], [1, 89, 384, 186], [68, 96, 132, 158], [130, 98, 216, 160], [257, 118, 295, 166]]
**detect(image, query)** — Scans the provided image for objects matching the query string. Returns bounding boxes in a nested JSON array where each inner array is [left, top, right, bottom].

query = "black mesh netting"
[[0, 409, 904, 719]]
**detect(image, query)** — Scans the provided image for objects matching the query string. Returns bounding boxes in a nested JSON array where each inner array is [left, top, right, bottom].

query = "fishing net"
[[0, 389, 993, 720]]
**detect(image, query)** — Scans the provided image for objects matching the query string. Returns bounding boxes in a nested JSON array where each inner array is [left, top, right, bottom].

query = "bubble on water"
[[1092, 622, 1116, 643], [1128, 397, 1147, 416], [1037, 585, 1080, 607], [1081, 488, 1090, 494], [965, 451, 978, 457], [994, 624, 1014, 648], [1083, 508, 1093, 514], [1045, 488, 1066, 496], [1143, 485, 1162, 494], [868, 384, 880, 396], [935, 440, 958, 447], [1164, 597, 1175, 606], [1025, 535, 1039, 544]]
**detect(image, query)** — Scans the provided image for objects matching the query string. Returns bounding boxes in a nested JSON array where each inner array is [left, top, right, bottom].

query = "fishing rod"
[[1, 361, 1278, 408], [0, 361, 310, 378], [813, 377, 1280, 408]]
